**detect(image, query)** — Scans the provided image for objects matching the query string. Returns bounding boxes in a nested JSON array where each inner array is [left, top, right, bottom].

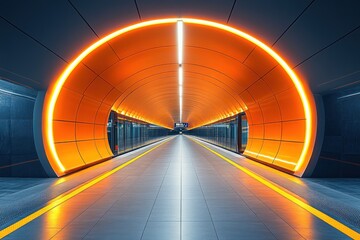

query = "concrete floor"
[[1, 136, 359, 239]]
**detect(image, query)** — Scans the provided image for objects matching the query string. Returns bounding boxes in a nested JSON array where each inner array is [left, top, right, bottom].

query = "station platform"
[[0, 136, 359, 239]]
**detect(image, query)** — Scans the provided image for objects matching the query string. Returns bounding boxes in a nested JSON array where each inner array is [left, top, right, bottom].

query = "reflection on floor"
[[1, 136, 359, 239]]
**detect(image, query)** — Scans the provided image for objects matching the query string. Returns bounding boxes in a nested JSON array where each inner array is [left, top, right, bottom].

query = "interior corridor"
[[1, 2, 360, 239]]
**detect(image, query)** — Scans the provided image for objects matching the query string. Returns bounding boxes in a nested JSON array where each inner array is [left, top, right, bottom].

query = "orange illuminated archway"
[[42, 18, 317, 177]]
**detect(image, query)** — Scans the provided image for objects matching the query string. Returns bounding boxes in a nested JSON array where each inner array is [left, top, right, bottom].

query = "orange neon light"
[[246, 150, 297, 167], [44, 18, 315, 176]]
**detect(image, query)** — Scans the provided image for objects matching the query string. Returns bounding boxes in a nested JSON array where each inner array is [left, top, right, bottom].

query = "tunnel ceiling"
[[51, 19, 310, 129], [66, 22, 271, 129]]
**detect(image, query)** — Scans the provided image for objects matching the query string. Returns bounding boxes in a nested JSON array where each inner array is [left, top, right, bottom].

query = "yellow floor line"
[[191, 137, 360, 239], [0, 138, 172, 239]]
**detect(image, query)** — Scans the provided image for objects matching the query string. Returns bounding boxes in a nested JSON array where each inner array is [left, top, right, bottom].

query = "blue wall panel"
[[312, 85, 360, 177], [0, 80, 47, 177]]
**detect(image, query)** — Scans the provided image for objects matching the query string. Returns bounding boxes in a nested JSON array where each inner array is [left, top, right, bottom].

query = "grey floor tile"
[[182, 221, 218, 240], [51, 225, 91, 240], [4, 227, 61, 240], [83, 221, 146, 240], [209, 206, 259, 222], [141, 221, 180, 240], [214, 221, 277, 240], [268, 226, 306, 240], [182, 200, 212, 222], [206, 198, 247, 209], [295, 227, 350, 240], [149, 206, 181, 222], [153, 198, 180, 208]]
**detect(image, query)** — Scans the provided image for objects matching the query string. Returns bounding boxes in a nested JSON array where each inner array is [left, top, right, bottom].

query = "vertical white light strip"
[[177, 20, 184, 123], [179, 96, 183, 123], [179, 86, 183, 97], [178, 66, 183, 85], [177, 20, 184, 65]]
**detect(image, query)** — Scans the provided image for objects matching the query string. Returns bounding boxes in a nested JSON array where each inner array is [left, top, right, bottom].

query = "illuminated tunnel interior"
[[1, 1, 359, 179], [42, 19, 316, 177], [1, 1, 360, 239]]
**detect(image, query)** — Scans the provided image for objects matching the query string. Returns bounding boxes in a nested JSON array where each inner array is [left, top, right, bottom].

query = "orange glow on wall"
[[43, 18, 317, 177]]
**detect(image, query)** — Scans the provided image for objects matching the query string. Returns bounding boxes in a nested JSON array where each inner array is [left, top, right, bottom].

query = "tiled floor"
[[2, 136, 359, 239]]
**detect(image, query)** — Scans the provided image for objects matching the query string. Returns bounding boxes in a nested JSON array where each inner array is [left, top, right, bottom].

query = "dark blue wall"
[[311, 85, 360, 177], [0, 80, 47, 177]]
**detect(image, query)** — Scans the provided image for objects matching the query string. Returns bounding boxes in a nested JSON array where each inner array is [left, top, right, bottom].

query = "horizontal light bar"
[[338, 92, 360, 100], [0, 88, 36, 100]]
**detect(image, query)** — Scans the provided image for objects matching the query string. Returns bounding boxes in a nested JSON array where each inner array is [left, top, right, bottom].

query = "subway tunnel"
[[0, 1, 360, 239]]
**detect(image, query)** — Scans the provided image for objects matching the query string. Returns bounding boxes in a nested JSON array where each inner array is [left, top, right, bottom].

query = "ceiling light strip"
[[178, 66, 183, 85], [177, 20, 184, 65], [177, 20, 184, 123]]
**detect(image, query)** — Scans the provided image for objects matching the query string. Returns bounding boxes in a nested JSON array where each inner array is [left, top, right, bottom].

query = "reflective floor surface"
[[1, 136, 359, 239]]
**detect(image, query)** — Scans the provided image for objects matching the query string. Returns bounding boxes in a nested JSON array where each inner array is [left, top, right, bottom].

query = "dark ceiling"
[[0, 0, 359, 95]]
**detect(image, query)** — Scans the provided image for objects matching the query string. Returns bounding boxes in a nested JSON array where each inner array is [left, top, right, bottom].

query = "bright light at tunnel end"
[[45, 17, 315, 176]]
